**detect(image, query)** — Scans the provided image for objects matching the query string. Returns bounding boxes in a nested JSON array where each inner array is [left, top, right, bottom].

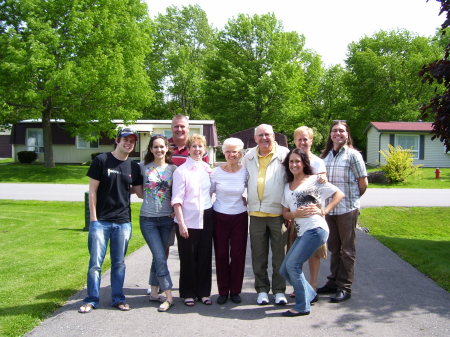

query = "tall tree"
[[0, 0, 153, 167], [302, 64, 352, 151], [420, 0, 450, 152], [144, 5, 215, 119], [202, 13, 317, 137], [344, 29, 443, 148]]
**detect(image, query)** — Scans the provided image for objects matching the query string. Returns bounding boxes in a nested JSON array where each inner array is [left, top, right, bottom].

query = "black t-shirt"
[[87, 152, 142, 223]]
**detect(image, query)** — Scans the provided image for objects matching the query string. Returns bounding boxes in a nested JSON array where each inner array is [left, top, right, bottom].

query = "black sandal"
[[201, 297, 212, 305], [184, 298, 195, 307]]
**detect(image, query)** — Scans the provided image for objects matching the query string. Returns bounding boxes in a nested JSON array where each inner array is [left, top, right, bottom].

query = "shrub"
[[379, 145, 421, 183], [17, 151, 37, 164]]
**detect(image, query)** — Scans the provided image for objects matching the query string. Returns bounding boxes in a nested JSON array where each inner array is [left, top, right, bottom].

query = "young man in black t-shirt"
[[79, 128, 142, 313]]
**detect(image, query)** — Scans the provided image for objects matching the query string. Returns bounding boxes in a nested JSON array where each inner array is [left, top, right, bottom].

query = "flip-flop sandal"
[[149, 294, 165, 303], [78, 303, 94, 313], [184, 298, 195, 307], [158, 300, 174, 312], [201, 297, 212, 305], [113, 302, 130, 311]]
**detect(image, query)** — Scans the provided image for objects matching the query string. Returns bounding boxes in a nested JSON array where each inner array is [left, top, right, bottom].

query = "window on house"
[[163, 130, 172, 138], [26, 128, 44, 153], [76, 136, 99, 149], [396, 135, 419, 159]]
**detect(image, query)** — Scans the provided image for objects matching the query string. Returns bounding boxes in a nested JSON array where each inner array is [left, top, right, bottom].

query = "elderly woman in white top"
[[171, 134, 213, 307], [211, 138, 248, 305]]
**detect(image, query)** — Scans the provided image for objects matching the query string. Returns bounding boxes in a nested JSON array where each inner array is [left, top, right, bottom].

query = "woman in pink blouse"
[[171, 134, 213, 307]]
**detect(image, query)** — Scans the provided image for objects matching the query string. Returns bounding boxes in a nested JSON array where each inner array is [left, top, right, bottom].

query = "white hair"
[[254, 124, 274, 136], [222, 137, 244, 152]]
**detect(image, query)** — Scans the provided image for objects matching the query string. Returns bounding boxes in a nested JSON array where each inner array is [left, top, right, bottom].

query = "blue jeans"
[[280, 227, 328, 313], [140, 216, 174, 291], [84, 220, 132, 307]]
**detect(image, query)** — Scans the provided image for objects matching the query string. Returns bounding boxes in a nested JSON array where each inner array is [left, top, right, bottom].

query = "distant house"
[[365, 122, 450, 168], [0, 129, 12, 158], [230, 127, 288, 149], [11, 119, 219, 164]]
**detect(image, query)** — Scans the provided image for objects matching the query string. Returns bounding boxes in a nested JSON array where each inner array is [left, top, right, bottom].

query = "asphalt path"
[[0, 184, 448, 336]]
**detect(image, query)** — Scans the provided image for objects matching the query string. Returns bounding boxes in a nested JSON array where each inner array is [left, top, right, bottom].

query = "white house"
[[365, 121, 450, 168], [11, 119, 219, 164]]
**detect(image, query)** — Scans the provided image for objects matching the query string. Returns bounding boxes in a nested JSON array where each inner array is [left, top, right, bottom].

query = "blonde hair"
[[294, 126, 314, 140], [187, 134, 207, 148]]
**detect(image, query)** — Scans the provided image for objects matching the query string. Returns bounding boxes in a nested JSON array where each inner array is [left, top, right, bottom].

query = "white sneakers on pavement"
[[256, 292, 269, 305], [274, 293, 287, 305]]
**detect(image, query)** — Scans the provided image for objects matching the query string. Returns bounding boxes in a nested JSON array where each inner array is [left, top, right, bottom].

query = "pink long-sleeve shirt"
[[171, 156, 212, 229]]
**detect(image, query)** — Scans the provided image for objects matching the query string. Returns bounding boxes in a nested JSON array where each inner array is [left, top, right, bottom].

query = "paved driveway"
[[0, 183, 448, 336]]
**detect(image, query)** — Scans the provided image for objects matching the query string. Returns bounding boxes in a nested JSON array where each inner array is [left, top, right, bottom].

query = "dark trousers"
[[176, 208, 214, 299], [213, 211, 248, 296], [325, 209, 359, 293]]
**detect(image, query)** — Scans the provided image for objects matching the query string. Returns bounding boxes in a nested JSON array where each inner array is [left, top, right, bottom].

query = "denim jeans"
[[84, 220, 132, 307], [140, 216, 174, 291], [280, 227, 328, 313]]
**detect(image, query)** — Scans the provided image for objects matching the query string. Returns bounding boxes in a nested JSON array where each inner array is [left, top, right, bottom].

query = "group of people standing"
[[78, 115, 368, 318]]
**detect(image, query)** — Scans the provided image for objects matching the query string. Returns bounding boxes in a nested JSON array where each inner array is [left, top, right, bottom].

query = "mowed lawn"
[[0, 201, 144, 337], [0, 163, 449, 188], [0, 163, 90, 184], [359, 207, 450, 292], [367, 167, 450, 188]]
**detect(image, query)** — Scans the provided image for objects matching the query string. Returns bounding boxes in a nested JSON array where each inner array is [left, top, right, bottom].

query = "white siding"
[[366, 129, 450, 168], [15, 144, 113, 164], [366, 127, 381, 166], [418, 136, 450, 168]]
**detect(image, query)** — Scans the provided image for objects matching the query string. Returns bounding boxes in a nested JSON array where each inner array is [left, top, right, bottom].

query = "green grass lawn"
[[367, 167, 450, 188], [1, 163, 449, 188], [0, 201, 144, 337], [359, 207, 450, 292], [0, 163, 90, 184], [0, 158, 13, 164]]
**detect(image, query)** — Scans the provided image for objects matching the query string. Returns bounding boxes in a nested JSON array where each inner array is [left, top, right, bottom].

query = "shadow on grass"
[[58, 228, 85, 232]]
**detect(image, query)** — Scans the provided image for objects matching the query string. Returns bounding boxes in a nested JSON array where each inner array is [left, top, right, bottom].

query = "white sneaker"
[[256, 292, 269, 305], [146, 288, 151, 295], [274, 293, 287, 305]]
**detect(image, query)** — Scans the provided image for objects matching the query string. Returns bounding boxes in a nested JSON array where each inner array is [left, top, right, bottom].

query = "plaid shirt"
[[323, 146, 367, 215]]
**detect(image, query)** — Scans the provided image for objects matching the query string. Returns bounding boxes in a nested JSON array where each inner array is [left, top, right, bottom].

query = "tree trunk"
[[42, 98, 55, 168]]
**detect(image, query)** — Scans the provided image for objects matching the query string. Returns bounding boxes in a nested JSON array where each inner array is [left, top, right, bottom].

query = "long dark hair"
[[283, 148, 314, 183], [320, 121, 355, 159], [143, 135, 172, 165]]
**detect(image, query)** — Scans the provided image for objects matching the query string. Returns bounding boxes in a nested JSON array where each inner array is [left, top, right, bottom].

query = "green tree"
[[303, 64, 352, 151], [144, 5, 215, 119], [420, 0, 450, 152], [203, 13, 317, 138], [344, 29, 443, 148], [0, 0, 153, 167]]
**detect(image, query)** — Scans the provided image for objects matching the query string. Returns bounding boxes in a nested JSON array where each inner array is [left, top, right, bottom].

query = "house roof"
[[369, 122, 433, 132]]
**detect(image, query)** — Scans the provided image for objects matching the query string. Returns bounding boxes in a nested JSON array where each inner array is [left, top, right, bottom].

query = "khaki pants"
[[249, 215, 287, 294]]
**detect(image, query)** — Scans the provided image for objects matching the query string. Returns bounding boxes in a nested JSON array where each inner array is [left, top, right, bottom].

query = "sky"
[[144, 0, 444, 66]]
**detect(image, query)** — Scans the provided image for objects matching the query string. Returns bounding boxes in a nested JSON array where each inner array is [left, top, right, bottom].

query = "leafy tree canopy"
[[344, 29, 443, 148], [0, 0, 153, 166]]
